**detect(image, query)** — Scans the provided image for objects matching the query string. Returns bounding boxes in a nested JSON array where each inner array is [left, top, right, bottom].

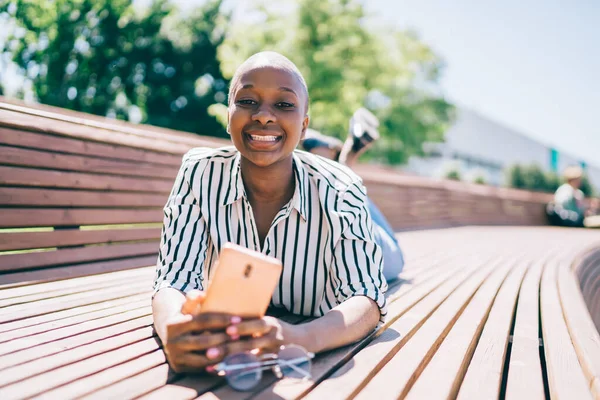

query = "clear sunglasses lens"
[[277, 346, 311, 379], [223, 352, 262, 391]]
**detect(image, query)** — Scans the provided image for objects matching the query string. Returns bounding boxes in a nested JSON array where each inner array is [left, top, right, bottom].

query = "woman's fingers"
[[169, 352, 224, 373], [174, 332, 230, 351], [226, 318, 271, 339], [222, 331, 281, 355], [167, 312, 236, 338]]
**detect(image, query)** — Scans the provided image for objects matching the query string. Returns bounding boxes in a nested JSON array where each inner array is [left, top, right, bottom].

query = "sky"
[[362, 0, 600, 165]]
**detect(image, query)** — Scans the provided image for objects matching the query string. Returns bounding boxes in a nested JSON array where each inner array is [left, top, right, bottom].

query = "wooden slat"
[[0, 283, 150, 324], [0, 241, 159, 272], [0, 228, 161, 252], [0, 127, 182, 166], [0, 208, 162, 228], [352, 258, 502, 400], [37, 349, 167, 399], [0, 145, 178, 179], [0, 292, 150, 334], [505, 258, 547, 399], [456, 255, 531, 399], [0, 324, 155, 389], [0, 187, 167, 207], [0, 270, 153, 307], [265, 256, 493, 400], [541, 257, 593, 400], [0, 255, 156, 286], [558, 256, 600, 398], [0, 265, 153, 297], [80, 364, 175, 400], [404, 257, 519, 399], [0, 337, 160, 399], [0, 298, 150, 343], [0, 165, 173, 193], [0, 103, 227, 149], [0, 108, 203, 154], [0, 279, 149, 317], [0, 313, 153, 370]]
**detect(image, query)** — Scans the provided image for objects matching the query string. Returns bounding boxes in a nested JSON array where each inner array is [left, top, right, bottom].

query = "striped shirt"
[[153, 146, 387, 321]]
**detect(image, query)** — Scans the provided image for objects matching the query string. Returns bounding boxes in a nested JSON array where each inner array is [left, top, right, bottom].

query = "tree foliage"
[[506, 163, 597, 196], [218, 0, 455, 164], [1, 0, 229, 137]]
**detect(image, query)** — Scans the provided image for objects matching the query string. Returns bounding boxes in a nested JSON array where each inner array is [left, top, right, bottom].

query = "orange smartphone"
[[199, 243, 283, 318]]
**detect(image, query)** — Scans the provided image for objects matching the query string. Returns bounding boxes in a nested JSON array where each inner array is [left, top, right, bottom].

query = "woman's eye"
[[237, 99, 256, 106], [277, 102, 294, 108]]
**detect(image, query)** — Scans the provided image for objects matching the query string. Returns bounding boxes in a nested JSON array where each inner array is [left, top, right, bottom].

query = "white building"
[[406, 109, 600, 190]]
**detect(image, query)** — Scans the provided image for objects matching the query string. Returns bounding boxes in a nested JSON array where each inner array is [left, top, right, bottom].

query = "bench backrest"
[[0, 100, 226, 284]]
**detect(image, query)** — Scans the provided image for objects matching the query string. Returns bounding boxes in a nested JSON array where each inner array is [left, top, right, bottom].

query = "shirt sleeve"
[[153, 155, 208, 296], [330, 181, 388, 323]]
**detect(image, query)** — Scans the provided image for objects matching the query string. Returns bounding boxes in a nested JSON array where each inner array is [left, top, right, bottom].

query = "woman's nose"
[[253, 105, 276, 125]]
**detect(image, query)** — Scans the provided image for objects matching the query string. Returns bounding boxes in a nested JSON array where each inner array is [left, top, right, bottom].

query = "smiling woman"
[[151, 51, 388, 375]]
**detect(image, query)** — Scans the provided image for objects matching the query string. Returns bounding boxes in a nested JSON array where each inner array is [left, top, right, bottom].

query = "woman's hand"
[[155, 289, 236, 373], [218, 316, 306, 355], [162, 312, 235, 373]]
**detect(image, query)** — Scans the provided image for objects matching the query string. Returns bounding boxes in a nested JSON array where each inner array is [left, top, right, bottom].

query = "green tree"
[[507, 165, 526, 189], [218, 0, 454, 164], [522, 164, 548, 192], [445, 169, 461, 181], [1, 0, 230, 137]]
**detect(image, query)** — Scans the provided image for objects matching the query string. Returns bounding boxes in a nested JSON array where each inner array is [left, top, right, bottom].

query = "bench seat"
[[0, 227, 598, 400]]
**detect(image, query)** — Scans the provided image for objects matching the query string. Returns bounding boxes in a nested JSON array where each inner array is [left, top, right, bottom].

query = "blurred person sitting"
[[301, 109, 405, 281], [547, 165, 587, 227]]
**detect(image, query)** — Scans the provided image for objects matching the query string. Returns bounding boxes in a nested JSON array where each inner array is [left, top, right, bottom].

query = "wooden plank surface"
[[0, 227, 598, 400], [558, 258, 600, 398], [0, 255, 157, 286], [0, 241, 159, 272], [352, 256, 503, 400], [0, 145, 177, 179], [0, 208, 162, 228], [0, 228, 161, 252], [299, 254, 498, 400], [541, 256, 593, 400], [0, 127, 182, 166], [0, 187, 167, 207], [504, 256, 548, 400], [0, 165, 173, 193], [404, 255, 520, 399]]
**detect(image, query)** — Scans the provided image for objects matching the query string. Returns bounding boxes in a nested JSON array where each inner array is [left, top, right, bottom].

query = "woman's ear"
[[300, 114, 310, 141], [226, 110, 231, 135]]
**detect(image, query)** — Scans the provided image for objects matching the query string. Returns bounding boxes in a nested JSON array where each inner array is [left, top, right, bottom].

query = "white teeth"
[[250, 135, 279, 142]]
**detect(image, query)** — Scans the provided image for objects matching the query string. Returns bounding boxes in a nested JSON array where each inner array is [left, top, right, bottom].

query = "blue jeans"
[[367, 198, 404, 281]]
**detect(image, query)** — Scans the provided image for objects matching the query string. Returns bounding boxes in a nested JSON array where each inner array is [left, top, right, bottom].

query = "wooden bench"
[[1, 99, 600, 399]]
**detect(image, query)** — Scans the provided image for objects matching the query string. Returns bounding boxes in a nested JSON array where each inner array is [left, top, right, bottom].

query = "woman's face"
[[228, 65, 309, 169]]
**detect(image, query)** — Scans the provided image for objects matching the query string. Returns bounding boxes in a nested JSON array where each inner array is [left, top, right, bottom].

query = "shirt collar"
[[221, 152, 245, 207], [221, 151, 309, 222]]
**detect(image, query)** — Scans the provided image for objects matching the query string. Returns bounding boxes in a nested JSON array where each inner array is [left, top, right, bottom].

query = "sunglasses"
[[213, 344, 315, 391]]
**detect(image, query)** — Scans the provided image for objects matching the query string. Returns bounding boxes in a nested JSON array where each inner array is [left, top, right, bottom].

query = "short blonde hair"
[[563, 165, 583, 181]]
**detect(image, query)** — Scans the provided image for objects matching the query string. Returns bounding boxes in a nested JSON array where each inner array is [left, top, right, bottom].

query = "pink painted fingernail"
[[230, 334, 240, 341], [231, 316, 242, 324], [226, 326, 238, 335], [206, 365, 215, 373], [206, 348, 220, 359]]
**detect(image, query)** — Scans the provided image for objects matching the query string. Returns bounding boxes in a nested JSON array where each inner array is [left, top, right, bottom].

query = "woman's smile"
[[244, 129, 284, 150]]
